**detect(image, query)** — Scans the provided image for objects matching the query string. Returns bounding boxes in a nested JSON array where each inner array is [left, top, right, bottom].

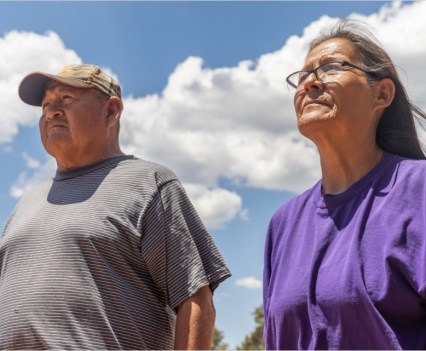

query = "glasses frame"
[[285, 60, 374, 90]]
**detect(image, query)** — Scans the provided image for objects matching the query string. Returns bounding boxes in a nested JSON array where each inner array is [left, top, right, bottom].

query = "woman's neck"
[[317, 139, 383, 195]]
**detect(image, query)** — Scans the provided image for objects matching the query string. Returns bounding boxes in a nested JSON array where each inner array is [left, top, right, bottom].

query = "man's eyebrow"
[[56, 87, 78, 94], [42, 86, 79, 105], [44, 86, 80, 97]]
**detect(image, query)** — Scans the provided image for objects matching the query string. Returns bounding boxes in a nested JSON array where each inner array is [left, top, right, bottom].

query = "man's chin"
[[44, 139, 71, 158]]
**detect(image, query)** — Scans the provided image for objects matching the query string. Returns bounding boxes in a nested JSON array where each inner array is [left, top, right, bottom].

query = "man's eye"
[[41, 102, 50, 110]]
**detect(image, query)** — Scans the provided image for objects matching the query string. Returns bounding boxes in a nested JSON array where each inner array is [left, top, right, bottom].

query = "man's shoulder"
[[115, 156, 179, 186]]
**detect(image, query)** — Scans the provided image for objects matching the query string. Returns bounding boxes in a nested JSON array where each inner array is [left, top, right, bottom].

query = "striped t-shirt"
[[0, 155, 231, 350]]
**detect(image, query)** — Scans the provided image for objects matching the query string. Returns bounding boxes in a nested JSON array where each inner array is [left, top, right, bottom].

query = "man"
[[0, 64, 231, 350]]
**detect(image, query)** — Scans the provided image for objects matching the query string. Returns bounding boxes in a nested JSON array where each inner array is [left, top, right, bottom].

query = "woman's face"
[[294, 38, 379, 141]]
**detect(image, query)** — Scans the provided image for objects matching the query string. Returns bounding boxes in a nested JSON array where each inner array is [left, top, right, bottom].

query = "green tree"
[[236, 305, 265, 350], [212, 327, 229, 350]]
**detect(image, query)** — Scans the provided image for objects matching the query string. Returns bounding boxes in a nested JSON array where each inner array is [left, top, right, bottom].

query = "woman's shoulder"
[[393, 154, 426, 180], [382, 153, 426, 198], [397, 155, 426, 168], [270, 181, 320, 223]]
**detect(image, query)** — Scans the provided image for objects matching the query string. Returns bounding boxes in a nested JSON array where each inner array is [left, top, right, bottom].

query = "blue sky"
[[1, 1, 425, 347]]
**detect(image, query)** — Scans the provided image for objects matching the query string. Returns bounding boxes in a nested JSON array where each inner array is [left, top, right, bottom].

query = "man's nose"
[[44, 101, 64, 121]]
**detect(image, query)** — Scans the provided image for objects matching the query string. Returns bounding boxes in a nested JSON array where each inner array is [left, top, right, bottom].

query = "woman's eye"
[[321, 63, 342, 73], [298, 72, 309, 83]]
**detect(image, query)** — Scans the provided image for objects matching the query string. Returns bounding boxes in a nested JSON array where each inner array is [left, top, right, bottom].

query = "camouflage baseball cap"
[[18, 64, 122, 106]]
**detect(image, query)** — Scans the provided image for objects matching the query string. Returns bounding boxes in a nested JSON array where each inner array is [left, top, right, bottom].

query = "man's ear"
[[374, 78, 395, 112], [106, 96, 123, 128]]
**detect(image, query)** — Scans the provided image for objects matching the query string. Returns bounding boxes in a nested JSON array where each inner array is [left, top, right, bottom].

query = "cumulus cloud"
[[5, 1, 426, 229], [0, 30, 81, 143], [354, 0, 426, 102], [235, 276, 262, 290], [120, 55, 321, 193], [10, 157, 56, 199], [22, 151, 41, 169], [2, 145, 12, 153], [119, 1, 426, 196], [184, 184, 246, 230]]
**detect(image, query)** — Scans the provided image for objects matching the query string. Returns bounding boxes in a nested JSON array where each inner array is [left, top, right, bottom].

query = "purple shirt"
[[264, 152, 426, 349]]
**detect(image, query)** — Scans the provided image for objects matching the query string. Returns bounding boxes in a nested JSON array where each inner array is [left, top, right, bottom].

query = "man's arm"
[[174, 285, 215, 350]]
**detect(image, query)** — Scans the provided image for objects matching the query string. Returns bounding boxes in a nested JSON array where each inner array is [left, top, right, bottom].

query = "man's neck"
[[55, 148, 125, 172]]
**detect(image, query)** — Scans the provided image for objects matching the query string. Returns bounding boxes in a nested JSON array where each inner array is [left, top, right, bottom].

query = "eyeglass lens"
[[289, 62, 345, 90]]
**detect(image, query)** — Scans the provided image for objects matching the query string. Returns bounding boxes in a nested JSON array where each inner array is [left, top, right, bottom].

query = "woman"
[[263, 20, 426, 349]]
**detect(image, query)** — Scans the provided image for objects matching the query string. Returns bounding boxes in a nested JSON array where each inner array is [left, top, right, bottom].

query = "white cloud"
[[184, 184, 246, 230], [359, 1, 426, 105], [0, 30, 82, 143], [120, 55, 322, 193], [119, 1, 426, 196], [22, 151, 41, 169], [5, 1, 426, 229], [235, 276, 262, 290], [2, 145, 12, 153], [10, 157, 56, 199]]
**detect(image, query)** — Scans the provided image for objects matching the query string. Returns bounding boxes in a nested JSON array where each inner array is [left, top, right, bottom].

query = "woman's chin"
[[297, 112, 333, 135]]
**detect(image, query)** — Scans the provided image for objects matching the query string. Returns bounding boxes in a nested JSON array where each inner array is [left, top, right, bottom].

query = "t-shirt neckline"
[[54, 155, 135, 181], [314, 151, 398, 209]]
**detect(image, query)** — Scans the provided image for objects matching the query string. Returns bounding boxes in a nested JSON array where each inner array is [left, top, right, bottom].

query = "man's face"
[[40, 83, 111, 166]]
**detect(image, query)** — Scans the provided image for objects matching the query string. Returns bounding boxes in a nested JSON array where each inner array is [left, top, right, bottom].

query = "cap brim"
[[18, 72, 94, 106]]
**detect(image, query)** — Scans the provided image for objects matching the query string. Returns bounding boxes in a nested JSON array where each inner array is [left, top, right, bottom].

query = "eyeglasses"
[[285, 60, 374, 90]]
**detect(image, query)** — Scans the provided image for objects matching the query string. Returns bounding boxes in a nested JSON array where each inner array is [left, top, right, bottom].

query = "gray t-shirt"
[[0, 155, 231, 350]]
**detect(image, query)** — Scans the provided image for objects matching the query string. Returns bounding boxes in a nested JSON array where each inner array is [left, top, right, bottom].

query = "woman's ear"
[[374, 78, 395, 112]]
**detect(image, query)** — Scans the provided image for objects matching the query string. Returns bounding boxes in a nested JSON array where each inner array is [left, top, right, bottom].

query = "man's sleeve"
[[140, 179, 231, 310]]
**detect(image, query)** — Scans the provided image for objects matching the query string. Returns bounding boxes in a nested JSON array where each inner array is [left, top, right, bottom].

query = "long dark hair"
[[309, 19, 426, 159]]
